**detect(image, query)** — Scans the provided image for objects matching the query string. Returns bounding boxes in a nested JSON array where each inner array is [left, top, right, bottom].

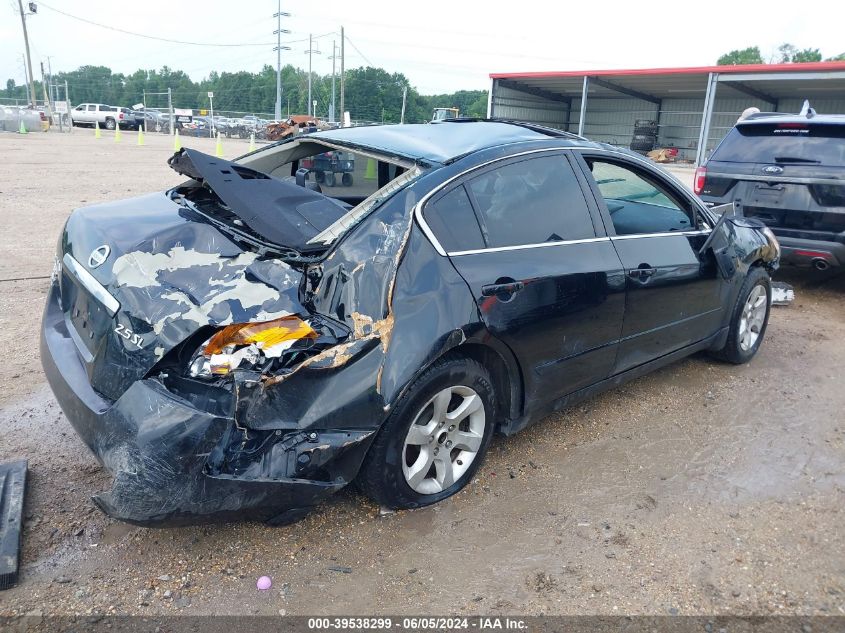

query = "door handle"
[[481, 280, 525, 297], [628, 265, 656, 279]]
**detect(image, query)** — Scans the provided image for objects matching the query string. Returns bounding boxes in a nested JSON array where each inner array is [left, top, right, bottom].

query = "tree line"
[[3, 63, 488, 124], [717, 44, 845, 65]]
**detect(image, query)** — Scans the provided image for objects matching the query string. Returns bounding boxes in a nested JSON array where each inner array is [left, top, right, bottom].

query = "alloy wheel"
[[402, 385, 486, 495], [739, 284, 767, 351]]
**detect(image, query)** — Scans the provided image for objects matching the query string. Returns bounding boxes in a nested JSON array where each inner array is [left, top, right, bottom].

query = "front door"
[[421, 151, 626, 409], [575, 153, 724, 373]]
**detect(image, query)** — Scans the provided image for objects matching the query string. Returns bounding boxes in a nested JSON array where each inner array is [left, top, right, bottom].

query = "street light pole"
[[273, 1, 290, 121], [16, 0, 37, 106]]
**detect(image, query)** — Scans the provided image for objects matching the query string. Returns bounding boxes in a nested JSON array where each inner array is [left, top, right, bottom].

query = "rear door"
[[574, 151, 724, 373], [421, 150, 626, 407]]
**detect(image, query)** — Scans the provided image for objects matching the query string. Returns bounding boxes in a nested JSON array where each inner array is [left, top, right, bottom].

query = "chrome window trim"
[[414, 145, 715, 257], [62, 253, 120, 317], [449, 236, 611, 257], [414, 146, 579, 257], [704, 172, 845, 186], [610, 229, 711, 241]]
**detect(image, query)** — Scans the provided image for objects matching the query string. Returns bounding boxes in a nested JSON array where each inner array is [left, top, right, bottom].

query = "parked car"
[[697, 101, 845, 270], [139, 110, 168, 133], [117, 107, 138, 130], [41, 120, 779, 526], [70, 103, 127, 130]]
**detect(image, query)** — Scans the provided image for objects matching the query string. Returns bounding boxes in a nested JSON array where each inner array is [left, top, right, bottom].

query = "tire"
[[342, 173, 353, 186], [357, 355, 496, 509], [325, 171, 336, 187], [104, 118, 116, 130], [634, 121, 658, 136], [711, 266, 771, 364], [314, 170, 325, 184]]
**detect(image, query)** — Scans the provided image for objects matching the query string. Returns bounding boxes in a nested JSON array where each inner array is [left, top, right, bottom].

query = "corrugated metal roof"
[[491, 62, 845, 101]]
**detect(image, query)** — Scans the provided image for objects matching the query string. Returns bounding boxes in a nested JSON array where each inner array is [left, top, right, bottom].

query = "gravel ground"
[[0, 130, 843, 618]]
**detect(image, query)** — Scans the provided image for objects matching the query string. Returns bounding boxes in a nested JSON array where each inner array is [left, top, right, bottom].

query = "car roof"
[[307, 120, 597, 164], [738, 113, 845, 127]]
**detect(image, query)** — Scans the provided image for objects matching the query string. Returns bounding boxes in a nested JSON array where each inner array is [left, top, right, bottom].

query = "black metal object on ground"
[[0, 460, 27, 590]]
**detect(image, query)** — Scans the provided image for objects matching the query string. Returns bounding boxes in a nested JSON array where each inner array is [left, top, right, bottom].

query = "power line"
[[343, 36, 373, 67], [36, 1, 334, 48]]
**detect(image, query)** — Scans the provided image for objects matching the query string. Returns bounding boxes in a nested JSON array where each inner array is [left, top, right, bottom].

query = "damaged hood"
[[60, 192, 308, 400], [168, 148, 348, 252]]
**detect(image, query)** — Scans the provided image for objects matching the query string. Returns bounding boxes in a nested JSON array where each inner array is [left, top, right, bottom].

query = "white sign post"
[[208, 91, 215, 136]]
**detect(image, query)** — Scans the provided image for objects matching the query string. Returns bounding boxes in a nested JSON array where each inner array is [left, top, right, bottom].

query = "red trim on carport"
[[489, 61, 845, 80]]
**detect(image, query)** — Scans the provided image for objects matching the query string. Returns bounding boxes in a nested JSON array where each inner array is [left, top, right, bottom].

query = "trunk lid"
[[59, 192, 308, 401]]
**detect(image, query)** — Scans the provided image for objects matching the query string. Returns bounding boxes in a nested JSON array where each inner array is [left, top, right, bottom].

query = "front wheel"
[[711, 266, 771, 364], [358, 355, 496, 509]]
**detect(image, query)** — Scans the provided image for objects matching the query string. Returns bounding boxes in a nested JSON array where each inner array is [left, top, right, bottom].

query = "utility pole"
[[168, 87, 174, 136], [305, 34, 320, 117], [400, 86, 407, 124], [39, 61, 51, 117], [340, 26, 345, 125], [273, 0, 290, 121], [17, 0, 37, 106], [329, 40, 337, 123], [46, 56, 55, 110]]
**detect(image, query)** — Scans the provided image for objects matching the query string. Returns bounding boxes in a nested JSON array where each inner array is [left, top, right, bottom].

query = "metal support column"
[[577, 76, 589, 137], [695, 73, 718, 167]]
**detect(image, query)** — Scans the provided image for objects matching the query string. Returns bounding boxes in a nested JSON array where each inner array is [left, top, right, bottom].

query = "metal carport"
[[488, 62, 845, 166]]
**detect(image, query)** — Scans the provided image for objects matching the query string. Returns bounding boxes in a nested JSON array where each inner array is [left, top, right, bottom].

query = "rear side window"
[[466, 155, 595, 248], [712, 123, 845, 166], [424, 185, 485, 253]]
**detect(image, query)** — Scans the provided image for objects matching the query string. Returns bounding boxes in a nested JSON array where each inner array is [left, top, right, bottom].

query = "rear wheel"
[[711, 266, 771, 364], [358, 355, 496, 509], [325, 171, 336, 187], [342, 173, 353, 186], [104, 118, 116, 130]]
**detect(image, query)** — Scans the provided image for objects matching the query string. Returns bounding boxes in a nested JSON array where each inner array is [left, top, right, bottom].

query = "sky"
[[2, 0, 844, 95]]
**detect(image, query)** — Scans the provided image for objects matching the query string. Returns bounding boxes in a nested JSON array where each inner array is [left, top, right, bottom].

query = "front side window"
[[466, 155, 595, 248], [586, 159, 693, 236]]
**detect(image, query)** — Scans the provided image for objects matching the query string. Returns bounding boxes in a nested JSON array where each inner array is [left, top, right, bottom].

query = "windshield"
[[712, 122, 845, 166]]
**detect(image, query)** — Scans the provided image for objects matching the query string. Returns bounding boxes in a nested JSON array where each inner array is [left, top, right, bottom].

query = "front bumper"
[[40, 284, 373, 526]]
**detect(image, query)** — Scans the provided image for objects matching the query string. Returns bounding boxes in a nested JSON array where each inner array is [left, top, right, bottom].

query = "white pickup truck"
[[70, 103, 129, 130]]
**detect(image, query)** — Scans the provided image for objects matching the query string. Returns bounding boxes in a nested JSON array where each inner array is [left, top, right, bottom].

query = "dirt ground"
[[0, 130, 843, 618]]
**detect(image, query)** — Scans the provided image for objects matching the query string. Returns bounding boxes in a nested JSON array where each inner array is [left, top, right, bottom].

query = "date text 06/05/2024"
[[306, 617, 528, 630]]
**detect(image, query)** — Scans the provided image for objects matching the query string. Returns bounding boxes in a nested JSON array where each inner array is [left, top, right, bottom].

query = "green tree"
[[826, 52, 845, 61], [778, 43, 822, 63], [717, 46, 764, 65], [792, 48, 822, 62]]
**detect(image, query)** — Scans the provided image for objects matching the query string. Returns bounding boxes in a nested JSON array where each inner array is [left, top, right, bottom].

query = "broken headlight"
[[188, 316, 317, 378]]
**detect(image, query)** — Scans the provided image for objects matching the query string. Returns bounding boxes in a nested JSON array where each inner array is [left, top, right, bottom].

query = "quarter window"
[[424, 185, 485, 253], [586, 159, 694, 236], [466, 155, 595, 248]]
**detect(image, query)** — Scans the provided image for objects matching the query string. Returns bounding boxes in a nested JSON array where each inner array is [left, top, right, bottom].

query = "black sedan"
[[41, 120, 780, 526]]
